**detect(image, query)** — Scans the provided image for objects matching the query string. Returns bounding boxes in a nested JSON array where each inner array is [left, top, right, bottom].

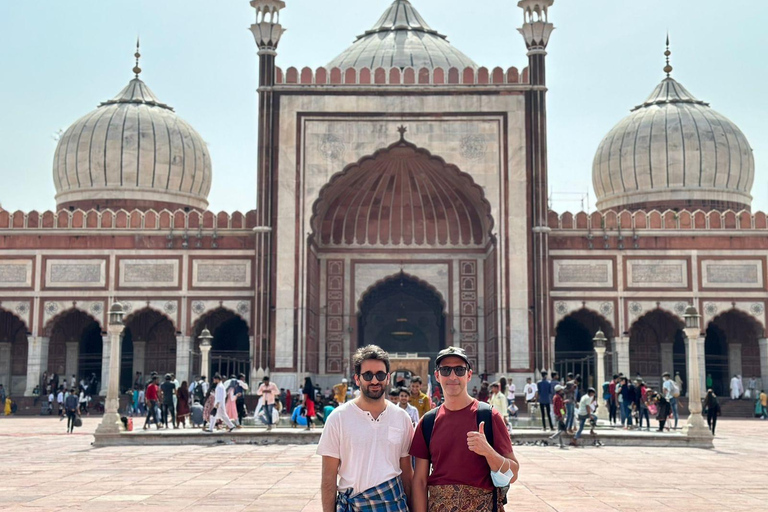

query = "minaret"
[[518, 0, 554, 373], [250, 0, 285, 376]]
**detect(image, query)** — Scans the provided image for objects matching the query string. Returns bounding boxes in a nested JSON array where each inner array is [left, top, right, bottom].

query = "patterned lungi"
[[336, 476, 408, 512], [428, 484, 505, 512]]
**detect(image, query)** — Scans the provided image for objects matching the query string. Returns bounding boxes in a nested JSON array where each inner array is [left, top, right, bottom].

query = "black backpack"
[[421, 401, 508, 512], [194, 382, 205, 403]]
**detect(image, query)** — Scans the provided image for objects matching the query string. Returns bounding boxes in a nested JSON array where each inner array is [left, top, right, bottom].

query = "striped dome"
[[327, 0, 477, 70], [593, 77, 754, 211], [53, 78, 211, 211]]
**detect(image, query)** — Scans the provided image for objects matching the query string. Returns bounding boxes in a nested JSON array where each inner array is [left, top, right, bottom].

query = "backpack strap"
[[421, 404, 441, 460], [476, 401, 494, 447]]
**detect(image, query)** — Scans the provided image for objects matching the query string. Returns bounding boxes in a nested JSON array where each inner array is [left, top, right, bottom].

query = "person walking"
[[257, 375, 280, 431], [409, 376, 432, 419], [563, 376, 577, 433], [536, 371, 554, 431], [636, 381, 651, 431], [303, 376, 317, 430], [619, 377, 634, 429], [176, 381, 190, 428], [571, 388, 597, 447], [730, 374, 743, 400], [143, 375, 161, 430], [207, 373, 236, 433], [64, 388, 80, 433], [317, 345, 413, 512], [489, 382, 509, 428], [704, 389, 721, 434], [549, 384, 568, 449], [655, 392, 671, 432], [410, 347, 518, 512], [235, 373, 249, 425], [608, 374, 619, 425], [160, 374, 177, 429], [662, 372, 680, 429]]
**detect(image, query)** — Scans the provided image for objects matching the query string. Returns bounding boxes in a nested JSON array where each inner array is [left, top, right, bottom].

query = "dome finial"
[[133, 37, 142, 78], [663, 33, 673, 77]]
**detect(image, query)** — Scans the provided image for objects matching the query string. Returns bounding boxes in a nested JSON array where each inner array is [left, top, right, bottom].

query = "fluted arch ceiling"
[[311, 139, 493, 247]]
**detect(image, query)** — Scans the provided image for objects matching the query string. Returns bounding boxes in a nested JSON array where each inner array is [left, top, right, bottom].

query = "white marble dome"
[[53, 77, 212, 211], [327, 0, 477, 70], [593, 77, 755, 211]]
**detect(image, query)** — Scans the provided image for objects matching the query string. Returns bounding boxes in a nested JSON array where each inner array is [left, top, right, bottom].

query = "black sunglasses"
[[437, 365, 469, 377], [359, 371, 389, 382]]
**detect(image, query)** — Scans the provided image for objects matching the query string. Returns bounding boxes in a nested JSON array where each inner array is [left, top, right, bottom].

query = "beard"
[[361, 382, 385, 400]]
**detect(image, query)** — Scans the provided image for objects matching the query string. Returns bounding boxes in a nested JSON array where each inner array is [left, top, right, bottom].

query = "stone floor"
[[0, 416, 766, 511]]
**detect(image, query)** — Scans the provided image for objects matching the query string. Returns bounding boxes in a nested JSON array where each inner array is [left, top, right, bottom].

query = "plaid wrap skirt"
[[428, 484, 505, 512], [336, 476, 408, 512]]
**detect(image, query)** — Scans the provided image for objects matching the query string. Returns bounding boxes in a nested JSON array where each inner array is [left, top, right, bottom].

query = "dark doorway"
[[672, 330, 687, 393], [192, 308, 251, 380], [78, 322, 103, 388], [705, 324, 728, 397], [358, 273, 445, 373], [554, 309, 613, 390]]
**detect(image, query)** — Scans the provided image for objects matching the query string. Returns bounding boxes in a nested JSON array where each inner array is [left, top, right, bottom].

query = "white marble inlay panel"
[[0, 260, 33, 288], [192, 260, 251, 288], [45, 259, 106, 288], [553, 259, 613, 288], [627, 259, 687, 288], [701, 260, 764, 289], [119, 259, 179, 288]]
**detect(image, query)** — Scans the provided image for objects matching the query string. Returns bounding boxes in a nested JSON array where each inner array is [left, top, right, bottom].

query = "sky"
[[0, 0, 766, 214]]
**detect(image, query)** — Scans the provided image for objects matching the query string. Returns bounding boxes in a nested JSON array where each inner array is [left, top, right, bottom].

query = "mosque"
[[0, 0, 764, 404]]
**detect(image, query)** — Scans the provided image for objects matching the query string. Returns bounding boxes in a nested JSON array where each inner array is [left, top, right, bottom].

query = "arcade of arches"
[[553, 307, 766, 396], [1, 305, 251, 397]]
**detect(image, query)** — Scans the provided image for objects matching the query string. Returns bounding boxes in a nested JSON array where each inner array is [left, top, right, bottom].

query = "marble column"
[[65, 342, 79, 382], [684, 327, 710, 437], [200, 344, 211, 381], [95, 304, 125, 436], [175, 335, 191, 384], [132, 341, 146, 381], [24, 336, 49, 397], [728, 343, 742, 381], [594, 345, 609, 420], [614, 336, 630, 377], [0, 342, 11, 391], [100, 335, 111, 396], [660, 343, 674, 375], [759, 338, 768, 390]]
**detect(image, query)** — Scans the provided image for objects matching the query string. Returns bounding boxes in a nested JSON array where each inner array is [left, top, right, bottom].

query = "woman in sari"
[[176, 381, 190, 428], [226, 375, 239, 424]]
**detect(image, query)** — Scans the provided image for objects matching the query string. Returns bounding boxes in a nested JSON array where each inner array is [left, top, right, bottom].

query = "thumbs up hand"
[[467, 421, 492, 456]]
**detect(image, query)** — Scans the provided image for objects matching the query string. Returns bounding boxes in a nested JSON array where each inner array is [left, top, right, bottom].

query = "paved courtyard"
[[0, 416, 765, 512]]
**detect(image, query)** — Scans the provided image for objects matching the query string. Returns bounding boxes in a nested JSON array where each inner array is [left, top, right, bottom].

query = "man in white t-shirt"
[[523, 377, 537, 402], [317, 345, 414, 512]]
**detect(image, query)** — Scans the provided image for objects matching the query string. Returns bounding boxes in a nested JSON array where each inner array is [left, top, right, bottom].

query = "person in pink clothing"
[[226, 375, 239, 426], [257, 376, 280, 431]]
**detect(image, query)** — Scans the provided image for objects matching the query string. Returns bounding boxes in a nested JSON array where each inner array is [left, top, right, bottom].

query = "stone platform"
[[92, 421, 713, 449], [93, 426, 322, 447]]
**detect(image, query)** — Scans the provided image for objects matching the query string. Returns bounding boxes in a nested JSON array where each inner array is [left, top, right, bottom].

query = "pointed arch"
[[705, 309, 764, 396], [310, 137, 494, 247], [629, 309, 686, 388]]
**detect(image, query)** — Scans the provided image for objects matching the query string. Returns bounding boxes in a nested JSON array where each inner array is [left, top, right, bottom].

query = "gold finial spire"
[[133, 38, 142, 78], [663, 33, 673, 77]]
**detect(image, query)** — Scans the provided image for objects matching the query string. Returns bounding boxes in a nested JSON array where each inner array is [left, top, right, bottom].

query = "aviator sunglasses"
[[359, 371, 389, 382], [437, 365, 469, 377]]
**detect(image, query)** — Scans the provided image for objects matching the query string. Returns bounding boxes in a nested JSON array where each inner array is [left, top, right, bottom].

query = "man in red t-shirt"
[[143, 375, 161, 430], [410, 347, 518, 512]]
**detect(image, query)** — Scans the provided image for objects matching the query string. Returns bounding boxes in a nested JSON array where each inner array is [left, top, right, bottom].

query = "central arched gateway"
[[306, 135, 499, 376], [358, 273, 446, 369]]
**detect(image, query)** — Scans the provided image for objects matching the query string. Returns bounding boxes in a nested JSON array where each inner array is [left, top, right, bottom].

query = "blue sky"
[[0, 0, 765, 213]]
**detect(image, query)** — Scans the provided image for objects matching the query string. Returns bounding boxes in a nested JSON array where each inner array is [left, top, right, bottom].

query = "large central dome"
[[327, 0, 478, 70]]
